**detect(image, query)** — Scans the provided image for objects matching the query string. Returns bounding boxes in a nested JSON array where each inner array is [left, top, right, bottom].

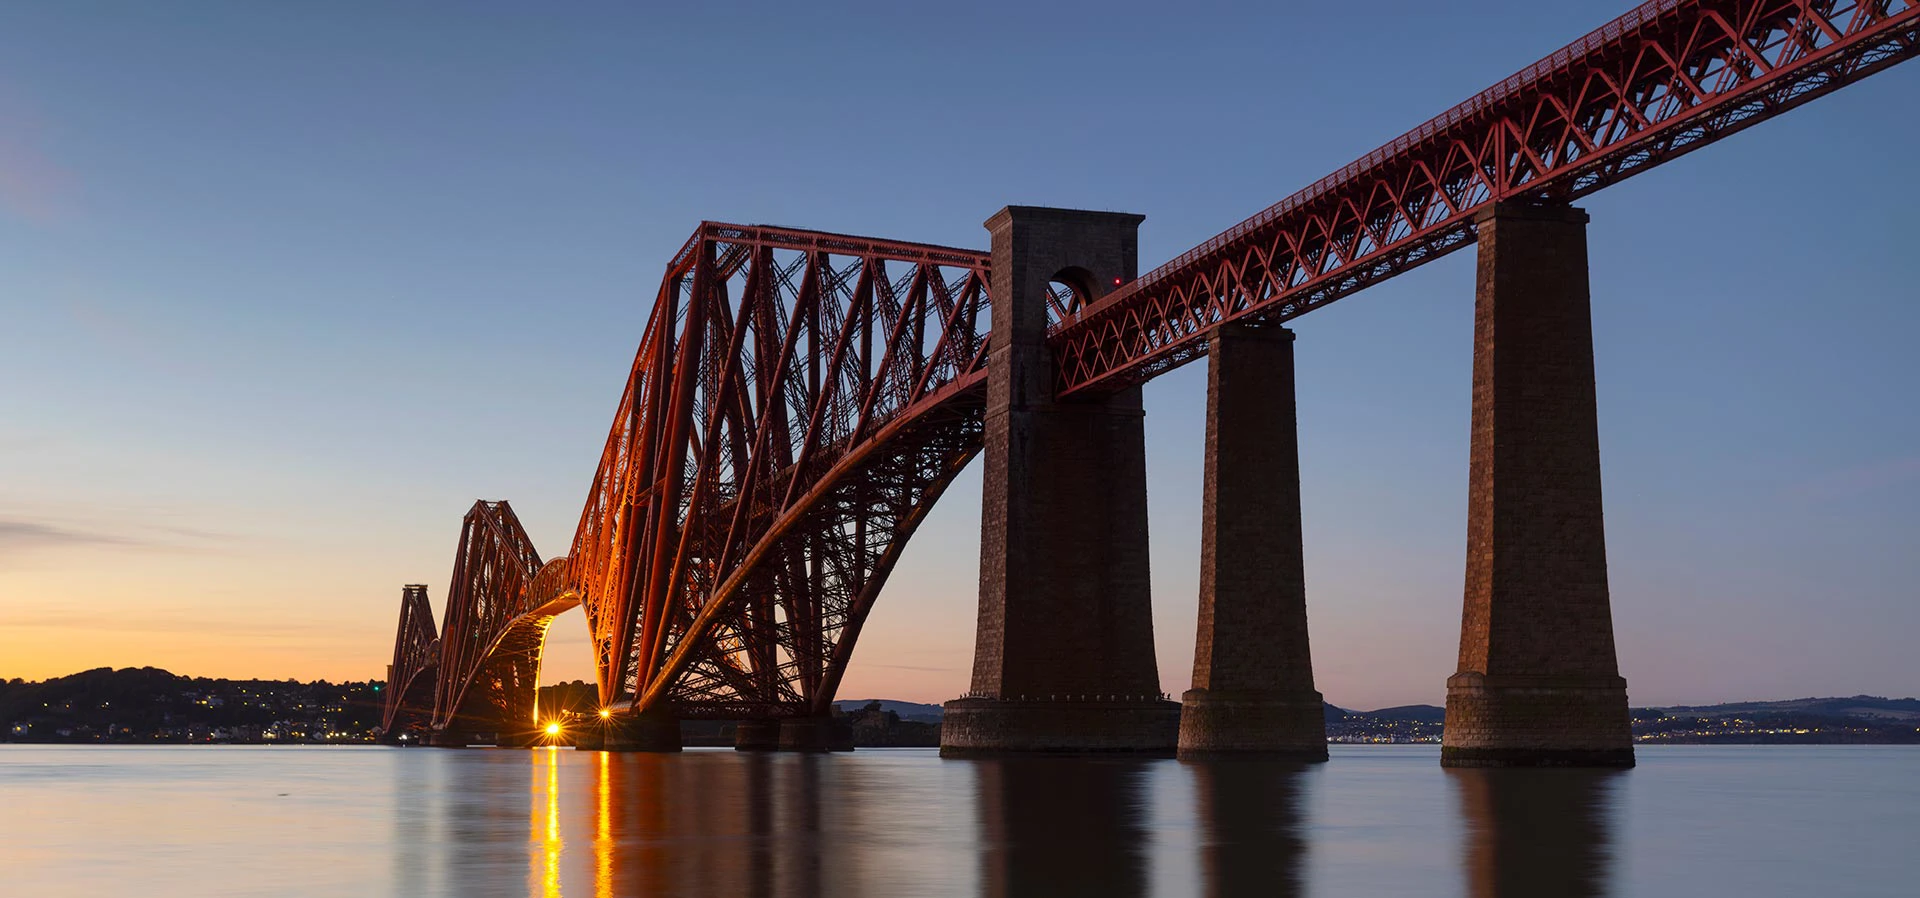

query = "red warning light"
[[1113, 277, 1123, 286]]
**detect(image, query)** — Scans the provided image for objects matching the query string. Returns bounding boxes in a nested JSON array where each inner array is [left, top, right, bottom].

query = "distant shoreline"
[[6, 670, 1916, 747]]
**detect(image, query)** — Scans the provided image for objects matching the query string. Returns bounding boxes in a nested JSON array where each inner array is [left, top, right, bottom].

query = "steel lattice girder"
[[430, 500, 579, 733], [378, 584, 438, 736], [566, 224, 992, 716], [1051, 0, 1920, 398]]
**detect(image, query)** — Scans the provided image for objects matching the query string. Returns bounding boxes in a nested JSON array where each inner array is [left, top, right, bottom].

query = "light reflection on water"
[[1, 745, 1916, 897]]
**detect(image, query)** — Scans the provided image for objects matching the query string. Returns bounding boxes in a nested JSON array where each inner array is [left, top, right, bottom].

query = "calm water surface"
[[2, 744, 1915, 897]]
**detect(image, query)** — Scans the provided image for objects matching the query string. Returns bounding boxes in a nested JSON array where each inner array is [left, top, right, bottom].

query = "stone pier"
[[1178, 322, 1327, 760], [1442, 203, 1633, 768], [777, 716, 854, 752], [733, 719, 781, 751], [941, 206, 1180, 756], [603, 707, 682, 753]]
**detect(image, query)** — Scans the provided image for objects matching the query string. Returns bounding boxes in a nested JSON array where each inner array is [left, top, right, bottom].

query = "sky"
[[1, 2, 1915, 711]]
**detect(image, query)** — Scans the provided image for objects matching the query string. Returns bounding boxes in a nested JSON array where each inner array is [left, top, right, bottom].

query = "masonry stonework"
[[777, 716, 854, 752], [1442, 203, 1633, 768], [941, 206, 1180, 756], [1178, 322, 1327, 760], [733, 719, 781, 751], [603, 707, 683, 753]]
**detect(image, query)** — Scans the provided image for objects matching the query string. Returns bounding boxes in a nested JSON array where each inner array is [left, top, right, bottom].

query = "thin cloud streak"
[[0, 519, 144, 552], [0, 516, 243, 559]]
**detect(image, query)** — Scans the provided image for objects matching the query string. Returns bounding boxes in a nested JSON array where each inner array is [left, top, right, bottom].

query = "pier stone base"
[[734, 719, 782, 751], [942, 206, 1176, 757], [1442, 204, 1632, 769], [1178, 323, 1326, 761], [942, 697, 1180, 756], [603, 708, 682, 753], [572, 726, 605, 751], [777, 717, 854, 752]]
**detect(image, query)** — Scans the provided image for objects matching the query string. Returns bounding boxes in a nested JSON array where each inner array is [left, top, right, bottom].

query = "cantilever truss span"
[[567, 224, 992, 718], [429, 501, 578, 737], [378, 584, 438, 737]]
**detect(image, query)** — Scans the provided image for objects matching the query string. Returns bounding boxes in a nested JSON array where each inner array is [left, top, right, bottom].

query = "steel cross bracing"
[[377, 584, 438, 736], [565, 224, 992, 718], [429, 500, 580, 735], [1050, 0, 1920, 398]]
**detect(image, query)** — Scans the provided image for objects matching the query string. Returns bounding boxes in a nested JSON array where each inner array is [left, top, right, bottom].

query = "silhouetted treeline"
[[1, 667, 382, 743]]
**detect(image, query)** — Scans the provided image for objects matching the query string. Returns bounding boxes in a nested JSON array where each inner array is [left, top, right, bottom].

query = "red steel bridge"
[[380, 0, 1919, 753]]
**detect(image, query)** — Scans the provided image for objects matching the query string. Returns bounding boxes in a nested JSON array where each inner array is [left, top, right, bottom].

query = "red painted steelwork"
[[430, 501, 579, 735], [566, 224, 992, 718], [377, 584, 438, 737], [1051, 0, 1920, 397]]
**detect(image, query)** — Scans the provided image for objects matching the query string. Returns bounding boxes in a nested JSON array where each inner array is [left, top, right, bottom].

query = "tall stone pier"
[[1178, 322, 1327, 760], [941, 206, 1180, 756], [1442, 203, 1633, 768]]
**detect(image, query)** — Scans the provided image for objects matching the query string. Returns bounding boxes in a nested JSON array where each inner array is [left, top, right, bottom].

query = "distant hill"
[[832, 700, 944, 723], [1655, 696, 1920, 721], [1324, 703, 1444, 743], [1325, 699, 1920, 725], [1634, 696, 1920, 745], [1356, 704, 1447, 723]]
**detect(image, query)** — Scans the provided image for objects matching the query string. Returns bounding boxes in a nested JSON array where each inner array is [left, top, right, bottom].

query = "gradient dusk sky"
[[2, 2, 1915, 710]]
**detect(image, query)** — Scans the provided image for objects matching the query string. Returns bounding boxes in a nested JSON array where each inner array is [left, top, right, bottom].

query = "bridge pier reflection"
[[974, 758, 1152, 898], [395, 746, 1630, 895], [1451, 768, 1619, 898], [577, 752, 834, 898], [1192, 761, 1309, 897]]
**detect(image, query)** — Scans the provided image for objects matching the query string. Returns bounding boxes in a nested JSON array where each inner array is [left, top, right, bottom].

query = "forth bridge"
[[376, 0, 1920, 767]]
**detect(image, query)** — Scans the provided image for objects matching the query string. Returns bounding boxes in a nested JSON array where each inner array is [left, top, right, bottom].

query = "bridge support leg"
[[1178, 323, 1327, 761], [604, 708, 682, 753], [1442, 203, 1632, 768], [734, 719, 782, 751], [778, 716, 854, 752], [942, 206, 1179, 756]]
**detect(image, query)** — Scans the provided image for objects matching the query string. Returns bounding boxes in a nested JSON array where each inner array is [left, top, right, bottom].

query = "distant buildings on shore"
[[5, 670, 1916, 746], [0, 667, 380, 744]]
